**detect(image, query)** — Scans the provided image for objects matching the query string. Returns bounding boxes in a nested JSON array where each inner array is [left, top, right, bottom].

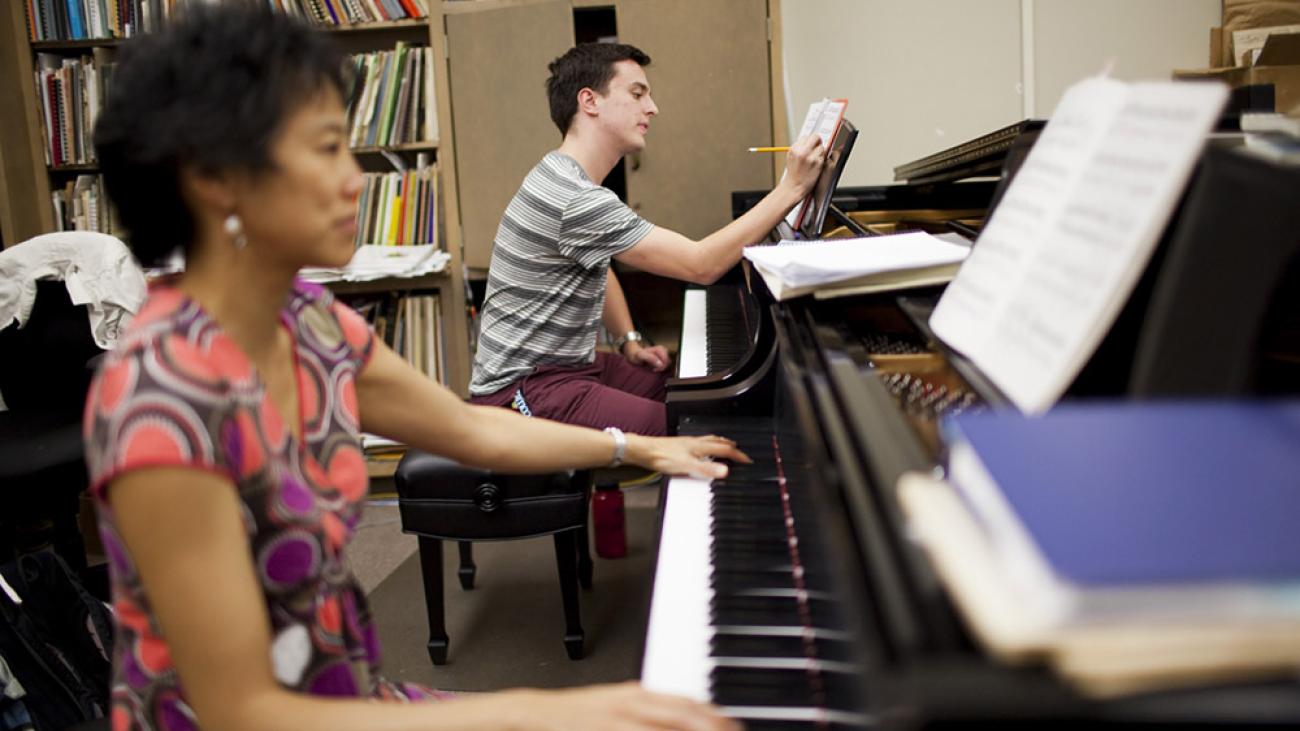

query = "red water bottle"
[[592, 480, 627, 559]]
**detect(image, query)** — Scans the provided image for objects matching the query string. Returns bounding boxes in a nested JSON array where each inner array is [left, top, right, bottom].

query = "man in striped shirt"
[[470, 43, 823, 436]]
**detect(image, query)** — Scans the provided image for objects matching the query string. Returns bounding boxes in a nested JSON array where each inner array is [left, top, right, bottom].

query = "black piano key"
[[711, 668, 816, 707], [701, 286, 749, 376], [711, 634, 859, 664], [738, 722, 863, 731], [712, 595, 840, 626]]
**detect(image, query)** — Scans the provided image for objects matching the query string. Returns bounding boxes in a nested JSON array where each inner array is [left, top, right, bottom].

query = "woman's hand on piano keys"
[[502, 682, 741, 731], [628, 433, 752, 481]]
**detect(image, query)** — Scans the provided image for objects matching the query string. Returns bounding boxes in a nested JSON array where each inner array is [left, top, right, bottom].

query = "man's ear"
[[576, 87, 601, 118]]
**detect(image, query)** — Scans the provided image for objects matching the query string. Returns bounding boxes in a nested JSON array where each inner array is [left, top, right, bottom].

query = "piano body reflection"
[[642, 142, 1300, 728]]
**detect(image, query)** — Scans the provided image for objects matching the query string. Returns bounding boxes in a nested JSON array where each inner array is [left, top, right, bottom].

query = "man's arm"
[[602, 268, 669, 371], [614, 133, 824, 285], [357, 340, 741, 474]]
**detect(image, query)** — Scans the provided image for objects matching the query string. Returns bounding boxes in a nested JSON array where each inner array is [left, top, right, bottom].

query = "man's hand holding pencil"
[[776, 134, 826, 200]]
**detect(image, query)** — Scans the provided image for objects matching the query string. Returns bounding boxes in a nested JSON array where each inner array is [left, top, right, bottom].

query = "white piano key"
[[678, 288, 708, 379], [641, 477, 715, 701]]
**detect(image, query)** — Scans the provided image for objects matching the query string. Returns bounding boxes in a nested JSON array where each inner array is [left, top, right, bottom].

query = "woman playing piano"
[[85, 5, 742, 730]]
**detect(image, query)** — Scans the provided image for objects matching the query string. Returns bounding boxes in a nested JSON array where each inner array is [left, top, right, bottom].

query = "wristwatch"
[[613, 330, 644, 351], [603, 427, 627, 467]]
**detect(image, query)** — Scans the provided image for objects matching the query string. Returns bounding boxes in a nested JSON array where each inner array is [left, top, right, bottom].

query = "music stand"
[[800, 118, 864, 238]]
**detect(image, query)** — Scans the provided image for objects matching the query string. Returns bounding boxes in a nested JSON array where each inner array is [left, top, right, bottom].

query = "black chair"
[[0, 279, 106, 577], [393, 451, 593, 664]]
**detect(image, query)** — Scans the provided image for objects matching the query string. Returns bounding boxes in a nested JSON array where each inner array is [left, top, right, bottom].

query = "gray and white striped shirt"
[[470, 152, 653, 396]]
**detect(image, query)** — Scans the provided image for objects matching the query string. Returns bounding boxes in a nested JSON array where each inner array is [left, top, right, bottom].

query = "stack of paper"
[[742, 232, 970, 301], [299, 244, 450, 284], [899, 400, 1300, 698]]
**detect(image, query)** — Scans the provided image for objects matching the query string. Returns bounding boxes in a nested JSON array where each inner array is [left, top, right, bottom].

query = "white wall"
[[1031, 0, 1220, 116], [781, 0, 1221, 186]]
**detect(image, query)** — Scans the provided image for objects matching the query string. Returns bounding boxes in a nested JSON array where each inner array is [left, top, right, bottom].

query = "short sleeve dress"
[[84, 279, 451, 731]]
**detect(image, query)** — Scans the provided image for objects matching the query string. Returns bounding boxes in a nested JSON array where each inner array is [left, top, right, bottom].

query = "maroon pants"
[[470, 352, 669, 436]]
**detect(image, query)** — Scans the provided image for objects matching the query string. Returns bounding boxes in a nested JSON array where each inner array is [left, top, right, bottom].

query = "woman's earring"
[[223, 213, 248, 250]]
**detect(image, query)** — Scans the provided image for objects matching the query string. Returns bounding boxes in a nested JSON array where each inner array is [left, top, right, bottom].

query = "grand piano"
[[641, 131, 1300, 728]]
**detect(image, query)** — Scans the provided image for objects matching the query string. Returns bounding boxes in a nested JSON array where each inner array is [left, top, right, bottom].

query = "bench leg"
[[457, 541, 476, 589], [577, 522, 593, 590], [552, 530, 585, 660], [416, 537, 450, 665]]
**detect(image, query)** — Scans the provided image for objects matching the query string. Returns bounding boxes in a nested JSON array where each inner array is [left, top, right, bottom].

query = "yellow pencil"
[[747, 146, 790, 153]]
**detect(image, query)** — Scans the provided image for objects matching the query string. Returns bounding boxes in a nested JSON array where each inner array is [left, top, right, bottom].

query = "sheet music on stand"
[[929, 76, 1228, 414], [783, 97, 849, 230]]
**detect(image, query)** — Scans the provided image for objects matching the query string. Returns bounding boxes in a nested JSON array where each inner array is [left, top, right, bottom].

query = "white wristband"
[[603, 426, 627, 467]]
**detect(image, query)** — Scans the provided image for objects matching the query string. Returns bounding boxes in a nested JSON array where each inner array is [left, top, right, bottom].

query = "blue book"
[[943, 400, 1300, 588], [65, 0, 85, 39]]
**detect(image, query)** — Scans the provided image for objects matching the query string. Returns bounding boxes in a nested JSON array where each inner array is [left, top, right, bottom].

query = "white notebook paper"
[[743, 231, 970, 301]]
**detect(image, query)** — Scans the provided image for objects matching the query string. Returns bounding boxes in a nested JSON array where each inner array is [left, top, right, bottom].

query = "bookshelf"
[[0, 1, 472, 395]]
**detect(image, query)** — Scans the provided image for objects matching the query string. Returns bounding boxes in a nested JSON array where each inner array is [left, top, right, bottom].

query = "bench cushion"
[[393, 450, 588, 540]]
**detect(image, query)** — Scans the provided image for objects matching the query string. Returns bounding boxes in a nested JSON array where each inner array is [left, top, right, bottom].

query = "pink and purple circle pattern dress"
[[84, 280, 450, 731]]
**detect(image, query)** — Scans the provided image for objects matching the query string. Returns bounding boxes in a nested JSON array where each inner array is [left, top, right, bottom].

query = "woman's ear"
[[178, 165, 237, 218]]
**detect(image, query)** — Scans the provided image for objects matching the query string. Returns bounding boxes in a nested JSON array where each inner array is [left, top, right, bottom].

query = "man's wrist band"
[[603, 426, 627, 467], [613, 330, 644, 351]]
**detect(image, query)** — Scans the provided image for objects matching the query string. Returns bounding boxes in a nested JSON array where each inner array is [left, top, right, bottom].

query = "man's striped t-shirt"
[[470, 151, 653, 396]]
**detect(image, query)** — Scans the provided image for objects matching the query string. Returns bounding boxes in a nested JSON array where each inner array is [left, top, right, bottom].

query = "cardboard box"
[[1222, 0, 1300, 63], [1211, 27, 1228, 68], [1176, 33, 1300, 117]]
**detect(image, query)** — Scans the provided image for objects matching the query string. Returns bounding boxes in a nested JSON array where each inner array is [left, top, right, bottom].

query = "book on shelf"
[[52, 174, 120, 235], [34, 51, 112, 167], [898, 399, 1300, 697], [26, 0, 172, 41], [353, 162, 440, 248], [346, 45, 437, 148], [927, 75, 1228, 414], [741, 231, 971, 301], [345, 290, 444, 383]]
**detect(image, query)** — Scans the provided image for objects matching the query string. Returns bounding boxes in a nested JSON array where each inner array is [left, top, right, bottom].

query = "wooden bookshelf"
[[352, 141, 440, 155], [49, 163, 100, 173], [0, 1, 474, 396], [320, 18, 430, 34], [320, 271, 449, 297], [0, 0, 56, 242], [31, 38, 123, 51]]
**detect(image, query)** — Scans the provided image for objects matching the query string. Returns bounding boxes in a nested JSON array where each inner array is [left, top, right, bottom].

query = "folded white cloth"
[[0, 231, 146, 351]]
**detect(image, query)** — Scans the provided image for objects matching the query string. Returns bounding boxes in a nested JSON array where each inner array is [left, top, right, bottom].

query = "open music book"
[[928, 76, 1228, 414], [742, 232, 971, 301], [784, 97, 848, 230]]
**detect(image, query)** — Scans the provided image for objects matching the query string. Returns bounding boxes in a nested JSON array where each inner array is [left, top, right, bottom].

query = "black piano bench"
[[393, 450, 593, 665]]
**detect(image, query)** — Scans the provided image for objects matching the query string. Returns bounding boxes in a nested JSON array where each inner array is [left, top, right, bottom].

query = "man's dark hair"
[[545, 43, 651, 136], [94, 3, 348, 266]]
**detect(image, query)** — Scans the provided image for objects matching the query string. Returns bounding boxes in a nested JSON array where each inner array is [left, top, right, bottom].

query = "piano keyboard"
[[642, 419, 870, 729], [677, 287, 752, 380]]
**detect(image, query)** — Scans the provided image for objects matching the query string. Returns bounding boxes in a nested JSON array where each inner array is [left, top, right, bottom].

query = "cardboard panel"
[[617, 0, 774, 240], [447, 1, 574, 270]]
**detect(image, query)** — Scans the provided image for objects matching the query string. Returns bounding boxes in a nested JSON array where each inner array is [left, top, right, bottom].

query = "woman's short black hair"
[[545, 43, 651, 137], [94, 2, 348, 266]]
